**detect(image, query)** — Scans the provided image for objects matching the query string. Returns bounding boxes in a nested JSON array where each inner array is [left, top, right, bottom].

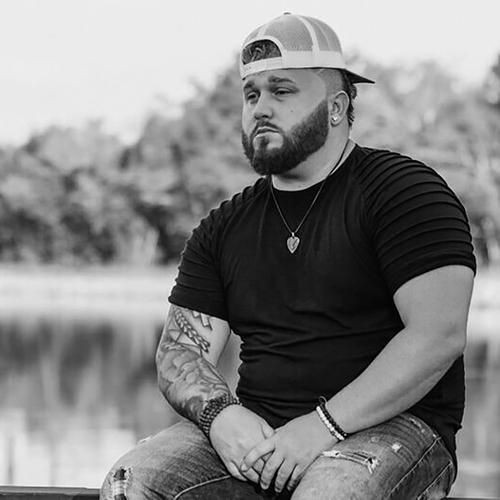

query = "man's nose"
[[252, 93, 273, 120]]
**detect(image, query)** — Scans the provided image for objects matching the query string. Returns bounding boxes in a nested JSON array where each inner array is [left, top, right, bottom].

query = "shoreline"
[[0, 265, 499, 338], [0, 264, 176, 320]]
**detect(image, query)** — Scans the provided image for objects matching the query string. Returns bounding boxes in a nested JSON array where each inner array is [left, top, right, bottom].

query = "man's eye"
[[274, 88, 291, 96], [245, 92, 258, 102]]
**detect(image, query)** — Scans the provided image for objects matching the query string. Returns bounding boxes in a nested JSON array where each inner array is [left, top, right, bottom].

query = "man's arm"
[[241, 264, 474, 492], [156, 304, 274, 482], [155, 304, 232, 423], [324, 264, 474, 431]]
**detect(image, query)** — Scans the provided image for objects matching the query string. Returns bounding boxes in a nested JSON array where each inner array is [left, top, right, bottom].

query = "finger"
[[226, 462, 247, 482], [240, 466, 260, 484], [240, 439, 275, 472], [261, 421, 275, 438], [286, 464, 302, 492], [274, 460, 296, 494], [252, 452, 273, 475], [260, 452, 284, 491]]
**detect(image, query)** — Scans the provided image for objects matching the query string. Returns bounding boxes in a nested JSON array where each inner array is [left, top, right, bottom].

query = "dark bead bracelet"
[[199, 394, 241, 438], [318, 396, 349, 440]]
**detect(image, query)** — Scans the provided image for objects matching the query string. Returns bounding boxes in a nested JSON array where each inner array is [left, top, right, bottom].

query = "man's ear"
[[329, 90, 349, 126]]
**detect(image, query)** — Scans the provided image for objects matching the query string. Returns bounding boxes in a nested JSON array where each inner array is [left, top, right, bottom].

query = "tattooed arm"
[[156, 304, 274, 483], [155, 304, 232, 424]]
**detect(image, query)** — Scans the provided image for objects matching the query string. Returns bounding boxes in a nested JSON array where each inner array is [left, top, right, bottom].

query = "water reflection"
[[0, 314, 498, 497], [454, 335, 500, 497], [0, 314, 161, 486]]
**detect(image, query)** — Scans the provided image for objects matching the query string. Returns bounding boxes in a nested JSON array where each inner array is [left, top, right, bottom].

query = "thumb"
[[261, 421, 275, 438]]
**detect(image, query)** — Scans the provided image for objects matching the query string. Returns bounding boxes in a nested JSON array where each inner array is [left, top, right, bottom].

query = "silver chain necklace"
[[269, 140, 351, 254]]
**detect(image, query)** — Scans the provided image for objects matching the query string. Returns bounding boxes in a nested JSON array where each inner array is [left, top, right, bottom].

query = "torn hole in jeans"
[[138, 435, 153, 445], [408, 416, 436, 437], [111, 467, 131, 499], [322, 449, 380, 474]]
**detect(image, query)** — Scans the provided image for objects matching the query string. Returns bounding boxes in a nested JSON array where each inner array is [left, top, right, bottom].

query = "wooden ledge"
[[0, 486, 99, 499], [0, 487, 495, 499]]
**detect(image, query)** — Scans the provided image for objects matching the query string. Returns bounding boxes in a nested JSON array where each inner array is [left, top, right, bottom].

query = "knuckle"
[[264, 459, 275, 471], [229, 467, 240, 478], [253, 463, 264, 474], [245, 472, 257, 483], [267, 460, 280, 473], [278, 467, 290, 481], [261, 469, 272, 482], [277, 474, 288, 486]]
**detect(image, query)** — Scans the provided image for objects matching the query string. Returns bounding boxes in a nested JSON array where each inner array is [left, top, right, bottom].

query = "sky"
[[0, 0, 499, 146]]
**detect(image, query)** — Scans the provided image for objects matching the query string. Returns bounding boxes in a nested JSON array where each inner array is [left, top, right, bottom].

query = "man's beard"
[[241, 99, 329, 176]]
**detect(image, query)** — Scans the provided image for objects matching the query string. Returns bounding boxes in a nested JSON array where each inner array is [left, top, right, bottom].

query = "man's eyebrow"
[[268, 76, 297, 85], [243, 76, 297, 91]]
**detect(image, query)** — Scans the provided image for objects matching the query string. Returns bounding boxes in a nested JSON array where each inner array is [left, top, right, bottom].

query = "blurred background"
[[0, 0, 499, 497]]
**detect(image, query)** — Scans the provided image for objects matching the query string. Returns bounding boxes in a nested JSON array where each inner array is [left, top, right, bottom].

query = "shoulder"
[[350, 147, 476, 292], [196, 177, 268, 236], [352, 145, 448, 188], [350, 145, 460, 215]]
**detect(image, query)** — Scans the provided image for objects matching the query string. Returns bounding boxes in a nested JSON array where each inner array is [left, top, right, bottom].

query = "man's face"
[[241, 69, 329, 175]]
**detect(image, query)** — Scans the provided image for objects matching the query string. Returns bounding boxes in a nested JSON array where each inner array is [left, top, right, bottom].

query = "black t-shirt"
[[169, 145, 476, 462]]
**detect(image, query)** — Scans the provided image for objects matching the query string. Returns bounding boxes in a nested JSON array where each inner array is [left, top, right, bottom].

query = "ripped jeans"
[[100, 412, 455, 500]]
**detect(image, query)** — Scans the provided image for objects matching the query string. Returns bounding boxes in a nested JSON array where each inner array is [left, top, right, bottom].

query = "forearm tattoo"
[[171, 307, 210, 352], [156, 305, 230, 423]]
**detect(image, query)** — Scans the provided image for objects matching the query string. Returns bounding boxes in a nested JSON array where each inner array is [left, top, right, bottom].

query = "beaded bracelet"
[[316, 405, 345, 441], [316, 405, 341, 440], [316, 396, 349, 440], [199, 394, 240, 438]]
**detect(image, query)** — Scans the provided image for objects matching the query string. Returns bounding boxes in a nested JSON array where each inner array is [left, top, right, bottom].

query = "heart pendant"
[[287, 235, 300, 254]]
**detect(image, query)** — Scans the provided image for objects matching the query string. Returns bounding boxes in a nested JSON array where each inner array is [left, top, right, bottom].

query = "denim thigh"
[[100, 420, 271, 500], [292, 413, 455, 500]]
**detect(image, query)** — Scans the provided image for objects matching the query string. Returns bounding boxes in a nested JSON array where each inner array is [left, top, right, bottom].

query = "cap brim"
[[345, 70, 375, 84]]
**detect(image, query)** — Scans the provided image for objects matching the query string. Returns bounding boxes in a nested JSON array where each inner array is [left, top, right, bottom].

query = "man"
[[101, 13, 475, 499]]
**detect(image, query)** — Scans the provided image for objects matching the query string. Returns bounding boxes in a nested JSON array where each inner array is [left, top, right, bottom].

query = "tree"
[[1, 54, 499, 265], [484, 53, 500, 110]]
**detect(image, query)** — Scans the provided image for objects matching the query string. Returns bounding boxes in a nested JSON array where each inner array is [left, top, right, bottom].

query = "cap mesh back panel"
[[244, 26, 261, 44], [263, 17, 313, 51], [307, 17, 330, 51], [315, 18, 342, 52]]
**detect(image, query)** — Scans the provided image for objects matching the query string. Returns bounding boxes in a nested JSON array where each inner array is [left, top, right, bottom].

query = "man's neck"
[[271, 131, 352, 191]]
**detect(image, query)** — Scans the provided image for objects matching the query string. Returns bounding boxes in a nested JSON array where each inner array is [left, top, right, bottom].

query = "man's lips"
[[253, 126, 280, 138]]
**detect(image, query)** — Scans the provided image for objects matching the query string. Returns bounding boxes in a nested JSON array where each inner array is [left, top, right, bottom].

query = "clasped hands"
[[209, 405, 337, 494]]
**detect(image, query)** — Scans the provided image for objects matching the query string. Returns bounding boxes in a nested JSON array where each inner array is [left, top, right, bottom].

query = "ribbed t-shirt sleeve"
[[359, 151, 476, 294], [168, 210, 228, 320]]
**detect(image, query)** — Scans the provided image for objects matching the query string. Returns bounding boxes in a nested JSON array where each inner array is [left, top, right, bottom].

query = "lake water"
[[0, 278, 499, 498]]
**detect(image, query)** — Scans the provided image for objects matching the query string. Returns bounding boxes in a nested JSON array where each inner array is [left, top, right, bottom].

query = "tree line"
[[1, 54, 500, 266]]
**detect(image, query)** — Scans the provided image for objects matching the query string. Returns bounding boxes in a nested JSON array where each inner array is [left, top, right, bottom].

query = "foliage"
[[1, 53, 500, 265]]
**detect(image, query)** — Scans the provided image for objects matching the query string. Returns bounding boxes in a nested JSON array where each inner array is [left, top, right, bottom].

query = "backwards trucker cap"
[[240, 13, 374, 84]]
